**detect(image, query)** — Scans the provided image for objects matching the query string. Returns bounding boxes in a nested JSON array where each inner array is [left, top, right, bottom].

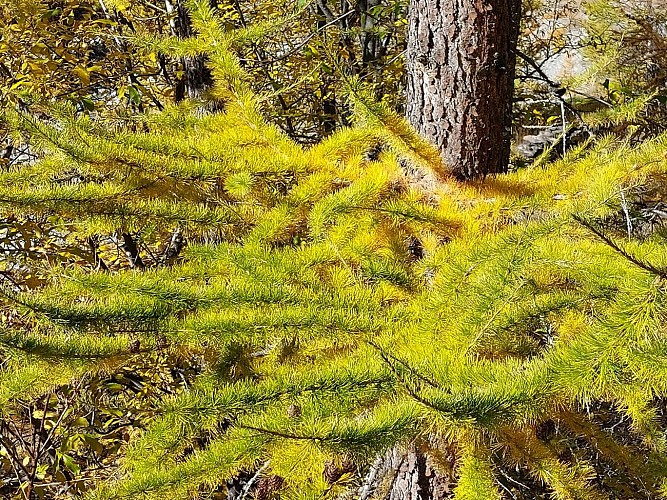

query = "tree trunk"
[[166, 0, 215, 102], [353, 445, 454, 500], [405, 0, 521, 179]]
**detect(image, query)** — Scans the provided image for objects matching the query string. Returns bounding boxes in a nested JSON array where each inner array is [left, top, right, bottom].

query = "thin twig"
[[560, 100, 567, 156], [238, 424, 321, 441], [366, 340, 442, 411], [366, 340, 439, 388], [239, 461, 271, 500], [619, 187, 633, 238], [573, 214, 667, 278]]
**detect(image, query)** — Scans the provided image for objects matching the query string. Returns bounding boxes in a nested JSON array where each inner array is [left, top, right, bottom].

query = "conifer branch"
[[367, 340, 443, 411], [0, 334, 143, 360], [559, 409, 667, 490], [366, 340, 439, 388], [573, 214, 667, 279], [238, 424, 322, 442]]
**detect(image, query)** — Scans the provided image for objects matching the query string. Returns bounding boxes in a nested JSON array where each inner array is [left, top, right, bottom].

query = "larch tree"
[[4, 2, 667, 500], [406, 0, 522, 179]]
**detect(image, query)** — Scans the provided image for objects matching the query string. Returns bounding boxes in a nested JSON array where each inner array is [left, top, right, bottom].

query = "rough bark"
[[405, 0, 521, 179], [352, 445, 454, 500], [226, 445, 453, 500], [166, 0, 215, 102]]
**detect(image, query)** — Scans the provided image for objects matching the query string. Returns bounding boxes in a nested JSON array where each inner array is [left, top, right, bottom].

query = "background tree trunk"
[[166, 0, 215, 102], [405, 0, 521, 179]]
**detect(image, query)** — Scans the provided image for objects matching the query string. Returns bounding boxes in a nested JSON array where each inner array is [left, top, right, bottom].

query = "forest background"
[[2, 0, 667, 499]]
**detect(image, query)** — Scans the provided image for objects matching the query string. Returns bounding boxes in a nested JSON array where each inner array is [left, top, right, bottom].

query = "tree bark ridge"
[[406, 0, 521, 179]]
